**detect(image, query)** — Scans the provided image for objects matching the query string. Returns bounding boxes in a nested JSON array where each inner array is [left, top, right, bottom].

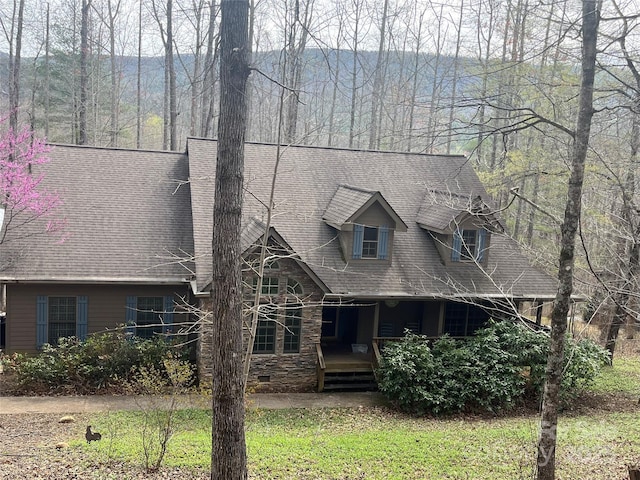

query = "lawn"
[[78, 357, 640, 479]]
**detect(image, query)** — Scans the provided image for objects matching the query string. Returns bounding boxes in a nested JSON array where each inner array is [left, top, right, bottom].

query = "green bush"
[[376, 320, 610, 415], [9, 331, 194, 394]]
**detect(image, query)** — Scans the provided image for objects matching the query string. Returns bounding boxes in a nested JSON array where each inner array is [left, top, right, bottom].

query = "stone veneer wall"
[[197, 255, 324, 392]]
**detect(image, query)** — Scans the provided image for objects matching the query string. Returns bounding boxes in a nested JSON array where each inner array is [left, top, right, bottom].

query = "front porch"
[[315, 299, 495, 392]]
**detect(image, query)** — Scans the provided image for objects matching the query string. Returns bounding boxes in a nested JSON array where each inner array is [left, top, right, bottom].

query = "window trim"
[[253, 305, 277, 354], [36, 295, 88, 348], [283, 303, 302, 354], [452, 228, 487, 263], [352, 224, 389, 260]]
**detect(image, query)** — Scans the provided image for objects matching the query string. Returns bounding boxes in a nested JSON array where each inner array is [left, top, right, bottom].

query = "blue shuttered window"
[[452, 228, 488, 262], [452, 229, 462, 262], [76, 296, 88, 340], [352, 224, 364, 259], [36, 295, 87, 347], [378, 226, 389, 260], [36, 296, 48, 348]]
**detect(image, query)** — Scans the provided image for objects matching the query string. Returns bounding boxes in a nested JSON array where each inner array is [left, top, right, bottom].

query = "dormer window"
[[353, 224, 389, 260], [452, 228, 487, 262]]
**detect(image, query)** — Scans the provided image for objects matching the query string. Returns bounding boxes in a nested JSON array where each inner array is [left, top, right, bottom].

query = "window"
[[286, 278, 304, 296], [36, 296, 88, 348], [352, 224, 389, 260], [362, 227, 379, 258], [252, 277, 279, 295], [253, 306, 276, 354], [48, 297, 77, 345], [136, 297, 164, 339], [452, 228, 487, 262], [283, 304, 302, 353], [461, 229, 478, 260], [125, 295, 174, 338], [443, 303, 488, 336]]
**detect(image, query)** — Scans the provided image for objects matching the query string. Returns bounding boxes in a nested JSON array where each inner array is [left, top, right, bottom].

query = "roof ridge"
[[338, 184, 378, 194], [186, 136, 467, 158], [47, 142, 186, 156]]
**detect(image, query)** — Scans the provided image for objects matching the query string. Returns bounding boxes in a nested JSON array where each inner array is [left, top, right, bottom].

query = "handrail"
[[315, 342, 326, 370], [371, 339, 382, 370], [315, 343, 326, 392]]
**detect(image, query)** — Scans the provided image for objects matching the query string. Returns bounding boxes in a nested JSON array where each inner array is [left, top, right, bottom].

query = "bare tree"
[[209, 0, 250, 477], [536, 1, 600, 478], [1, 0, 26, 131], [200, 1, 220, 138], [78, 0, 91, 145], [151, 0, 178, 150], [367, 0, 388, 150]]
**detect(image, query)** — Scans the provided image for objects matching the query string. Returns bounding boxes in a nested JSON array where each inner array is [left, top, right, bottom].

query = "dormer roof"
[[323, 184, 408, 232], [417, 190, 504, 234]]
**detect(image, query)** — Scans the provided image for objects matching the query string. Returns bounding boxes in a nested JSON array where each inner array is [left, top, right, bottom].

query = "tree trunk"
[[167, 0, 177, 150], [136, 0, 143, 148], [107, 0, 121, 147], [367, 0, 388, 150], [210, 0, 250, 478], [9, 0, 26, 132], [200, 1, 219, 138], [446, 0, 464, 155], [44, 3, 51, 138], [536, 1, 599, 479], [79, 0, 90, 145]]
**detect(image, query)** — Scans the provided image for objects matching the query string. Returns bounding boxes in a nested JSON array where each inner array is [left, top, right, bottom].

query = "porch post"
[[373, 301, 380, 341]]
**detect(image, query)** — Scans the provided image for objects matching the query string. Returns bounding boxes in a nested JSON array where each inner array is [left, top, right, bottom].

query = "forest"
[[2, 0, 640, 338]]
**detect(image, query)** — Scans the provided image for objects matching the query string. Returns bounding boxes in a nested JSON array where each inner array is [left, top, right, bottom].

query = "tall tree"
[[367, 0, 388, 150], [151, 0, 178, 150], [210, 0, 250, 478], [536, 1, 600, 478], [136, 0, 143, 148], [2, 0, 26, 131], [78, 0, 91, 145], [200, 1, 219, 138]]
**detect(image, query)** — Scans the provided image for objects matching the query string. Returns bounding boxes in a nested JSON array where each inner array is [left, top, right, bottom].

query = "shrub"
[[9, 331, 194, 394], [377, 320, 610, 415]]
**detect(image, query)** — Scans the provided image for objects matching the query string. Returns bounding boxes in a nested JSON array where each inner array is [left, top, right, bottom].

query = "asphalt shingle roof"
[[1, 139, 554, 299], [187, 138, 556, 299], [0, 144, 194, 283]]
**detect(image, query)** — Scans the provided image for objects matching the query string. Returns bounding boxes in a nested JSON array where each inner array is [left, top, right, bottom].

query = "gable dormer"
[[416, 190, 503, 266], [323, 185, 407, 262]]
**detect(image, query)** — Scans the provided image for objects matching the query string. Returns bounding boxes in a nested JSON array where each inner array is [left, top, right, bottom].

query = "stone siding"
[[198, 254, 324, 392]]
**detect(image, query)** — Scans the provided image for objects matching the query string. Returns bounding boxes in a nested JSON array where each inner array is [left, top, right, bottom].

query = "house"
[[0, 138, 557, 391]]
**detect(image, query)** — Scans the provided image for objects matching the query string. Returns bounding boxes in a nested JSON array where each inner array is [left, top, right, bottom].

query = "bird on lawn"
[[85, 425, 102, 443]]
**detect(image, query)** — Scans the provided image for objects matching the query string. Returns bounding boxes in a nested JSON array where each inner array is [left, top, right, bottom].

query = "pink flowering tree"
[[0, 120, 62, 245]]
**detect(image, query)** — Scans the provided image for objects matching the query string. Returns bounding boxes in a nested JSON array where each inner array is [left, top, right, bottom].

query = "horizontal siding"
[[5, 284, 191, 353]]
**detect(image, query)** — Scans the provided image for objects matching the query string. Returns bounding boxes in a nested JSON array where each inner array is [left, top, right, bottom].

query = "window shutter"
[[379, 226, 389, 260], [452, 229, 462, 262], [352, 224, 364, 259], [477, 229, 487, 262], [36, 296, 48, 348], [76, 296, 88, 340], [125, 296, 137, 336], [163, 296, 174, 334]]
